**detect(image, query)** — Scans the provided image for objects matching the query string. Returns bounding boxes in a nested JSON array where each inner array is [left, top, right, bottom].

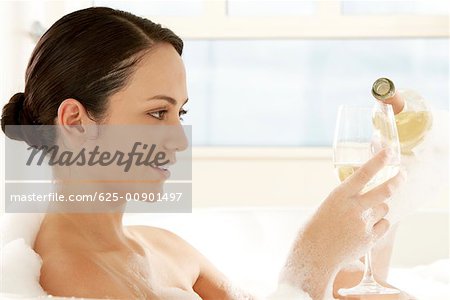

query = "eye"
[[147, 110, 167, 120], [179, 109, 188, 121]]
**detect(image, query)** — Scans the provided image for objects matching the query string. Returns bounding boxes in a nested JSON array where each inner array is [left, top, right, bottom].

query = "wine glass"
[[333, 103, 401, 296]]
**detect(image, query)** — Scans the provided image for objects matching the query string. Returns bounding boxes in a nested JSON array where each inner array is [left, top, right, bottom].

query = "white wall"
[[191, 147, 448, 210], [192, 147, 337, 207]]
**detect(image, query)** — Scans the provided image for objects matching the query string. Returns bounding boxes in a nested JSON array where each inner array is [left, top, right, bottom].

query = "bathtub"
[[1, 207, 449, 299], [123, 207, 450, 300]]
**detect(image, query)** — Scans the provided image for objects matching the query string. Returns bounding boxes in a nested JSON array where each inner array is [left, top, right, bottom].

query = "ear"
[[56, 99, 97, 147], [56, 99, 95, 127]]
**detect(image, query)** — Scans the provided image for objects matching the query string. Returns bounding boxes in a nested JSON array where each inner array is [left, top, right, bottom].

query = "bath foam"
[[1, 238, 46, 296], [386, 110, 449, 225], [1, 213, 45, 246], [221, 280, 313, 300], [361, 207, 374, 230], [277, 217, 378, 300], [1, 213, 47, 297], [278, 235, 337, 300], [266, 283, 312, 300], [217, 280, 260, 300], [340, 260, 365, 273]]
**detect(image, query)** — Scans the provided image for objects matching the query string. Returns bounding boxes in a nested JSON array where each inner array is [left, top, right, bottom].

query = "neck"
[[45, 211, 130, 250], [44, 182, 134, 250]]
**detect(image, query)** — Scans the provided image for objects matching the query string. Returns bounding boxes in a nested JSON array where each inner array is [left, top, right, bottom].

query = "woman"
[[1, 7, 407, 300]]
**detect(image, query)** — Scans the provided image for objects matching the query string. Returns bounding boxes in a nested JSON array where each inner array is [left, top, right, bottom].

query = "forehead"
[[122, 43, 187, 99]]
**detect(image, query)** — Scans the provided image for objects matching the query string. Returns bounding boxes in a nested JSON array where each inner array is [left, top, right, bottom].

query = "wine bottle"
[[371, 78, 433, 154]]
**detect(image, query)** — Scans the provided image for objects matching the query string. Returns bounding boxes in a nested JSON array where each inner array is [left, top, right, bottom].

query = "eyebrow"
[[147, 95, 188, 105]]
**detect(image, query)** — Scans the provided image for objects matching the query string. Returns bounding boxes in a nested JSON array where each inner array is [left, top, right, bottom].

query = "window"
[[92, 0, 449, 146], [94, 0, 204, 16], [342, 0, 450, 15], [227, 0, 317, 16], [182, 38, 449, 146]]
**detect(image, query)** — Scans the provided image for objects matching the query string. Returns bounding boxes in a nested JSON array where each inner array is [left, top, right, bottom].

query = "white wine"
[[336, 165, 358, 182], [372, 110, 432, 154], [372, 78, 432, 154], [395, 110, 432, 154], [335, 164, 400, 192]]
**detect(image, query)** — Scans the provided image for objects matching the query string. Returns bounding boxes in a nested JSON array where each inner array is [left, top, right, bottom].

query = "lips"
[[151, 165, 171, 179]]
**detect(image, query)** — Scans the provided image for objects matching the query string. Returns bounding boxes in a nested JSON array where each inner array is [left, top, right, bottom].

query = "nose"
[[164, 123, 189, 153]]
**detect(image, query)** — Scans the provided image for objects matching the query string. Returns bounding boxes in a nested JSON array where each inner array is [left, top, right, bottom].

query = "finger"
[[366, 203, 389, 225], [359, 169, 405, 209], [372, 218, 390, 240], [341, 149, 393, 196]]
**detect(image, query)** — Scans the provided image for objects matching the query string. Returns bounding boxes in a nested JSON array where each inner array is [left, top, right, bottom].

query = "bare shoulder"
[[127, 226, 255, 300], [127, 225, 187, 241], [39, 248, 130, 299], [126, 225, 200, 259], [35, 227, 111, 298]]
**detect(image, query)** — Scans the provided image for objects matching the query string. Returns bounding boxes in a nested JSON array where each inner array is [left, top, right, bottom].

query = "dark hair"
[[1, 6, 183, 146]]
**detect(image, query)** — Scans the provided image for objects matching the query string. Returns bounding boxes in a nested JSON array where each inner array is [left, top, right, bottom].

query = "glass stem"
[[361, 250, 376, 284]]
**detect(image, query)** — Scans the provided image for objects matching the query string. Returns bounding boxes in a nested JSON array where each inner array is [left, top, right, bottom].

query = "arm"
[[193, 251, 257, 300]]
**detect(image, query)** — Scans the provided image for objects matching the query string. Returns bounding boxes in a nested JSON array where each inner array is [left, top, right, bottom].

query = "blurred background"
[[0, 0, 448, 269]]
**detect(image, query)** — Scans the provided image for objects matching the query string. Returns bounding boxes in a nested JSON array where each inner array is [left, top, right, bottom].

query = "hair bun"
[[1, 92, 34, 142]]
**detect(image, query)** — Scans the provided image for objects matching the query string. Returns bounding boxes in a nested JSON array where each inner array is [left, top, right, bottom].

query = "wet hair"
[[1, 6, 183, 146]]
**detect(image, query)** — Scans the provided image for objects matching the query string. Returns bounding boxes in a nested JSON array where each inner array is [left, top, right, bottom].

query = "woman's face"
[[102, 43, 190, 187], [56, 43, 189, 196]]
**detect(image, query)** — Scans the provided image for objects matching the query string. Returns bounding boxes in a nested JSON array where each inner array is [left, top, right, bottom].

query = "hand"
[[279, 149, 406, 300], [304, 148, 406, 268]]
